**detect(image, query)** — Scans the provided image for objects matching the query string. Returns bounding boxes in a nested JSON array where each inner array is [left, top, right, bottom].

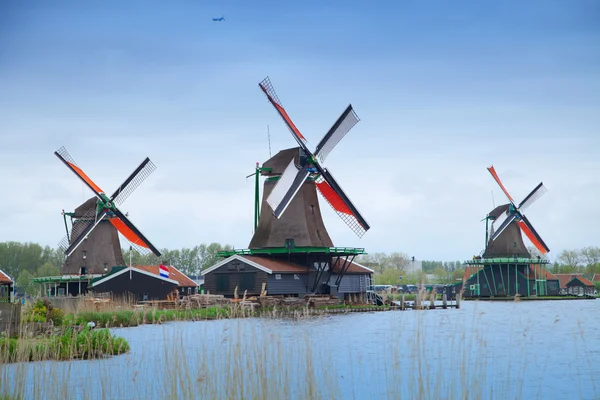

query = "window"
[[216, 274, 230, 291], [294, 274, 300, 280], [188, 287, 192, 294], [275, 274, 282, 280]]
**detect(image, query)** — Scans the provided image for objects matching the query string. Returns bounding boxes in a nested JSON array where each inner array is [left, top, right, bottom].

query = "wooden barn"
[[0, 269, 14, 303], [134, 265, 198, 297], [555, 274, 595, 296], [89, 266, 179, 301], [201, 254, 373, 301]]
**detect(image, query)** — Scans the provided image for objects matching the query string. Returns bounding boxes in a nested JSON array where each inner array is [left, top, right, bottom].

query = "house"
[[555, 274, 595, 296], [134, 265, 198, 297], [201, 255, 374, 302], [0, 269, 14, 303], [89, 266, 179, 301]]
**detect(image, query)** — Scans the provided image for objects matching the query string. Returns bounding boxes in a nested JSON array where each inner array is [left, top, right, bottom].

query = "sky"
[[0, 0, 598, 262]]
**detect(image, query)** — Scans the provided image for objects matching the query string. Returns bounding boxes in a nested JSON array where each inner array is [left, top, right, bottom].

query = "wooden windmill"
[[249, 77, 370, 249], [483, 165, 550, 258], [55, 146, 161, 275]]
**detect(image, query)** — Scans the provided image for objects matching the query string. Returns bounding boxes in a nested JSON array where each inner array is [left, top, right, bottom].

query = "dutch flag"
[[159, 264, 169, 278]]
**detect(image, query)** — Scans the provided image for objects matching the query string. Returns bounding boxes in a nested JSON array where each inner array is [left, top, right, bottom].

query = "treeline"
[[551, 247, 600, 274], [421, 261, 463, 273]]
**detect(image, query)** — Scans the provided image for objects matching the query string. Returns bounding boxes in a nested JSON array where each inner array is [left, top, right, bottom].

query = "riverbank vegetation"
[[0, 327, 129, 363]]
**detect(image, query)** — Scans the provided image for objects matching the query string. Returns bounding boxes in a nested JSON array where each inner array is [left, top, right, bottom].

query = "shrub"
[[48, 308, 65, 326]]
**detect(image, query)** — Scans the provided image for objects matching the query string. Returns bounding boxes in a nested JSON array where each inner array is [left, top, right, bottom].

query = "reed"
[[1, 299, 597, 399]]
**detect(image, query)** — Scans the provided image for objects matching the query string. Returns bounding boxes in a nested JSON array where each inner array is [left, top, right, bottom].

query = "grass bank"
[[0, 327, 129, 364]]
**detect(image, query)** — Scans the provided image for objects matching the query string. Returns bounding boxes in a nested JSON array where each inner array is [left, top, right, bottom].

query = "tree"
[[357, 253, 388, 274], [199, 242, 233, 271], [557, 250, 581, 273], [36, 262, 60, 277], [580, 247, 600, 274], [387, 252, 410, 271], [432, 266, 451, 283], [15, 270, 37, 296]]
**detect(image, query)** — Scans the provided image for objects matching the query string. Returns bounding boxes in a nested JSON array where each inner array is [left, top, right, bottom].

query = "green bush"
[[48, 308, 65, 326]]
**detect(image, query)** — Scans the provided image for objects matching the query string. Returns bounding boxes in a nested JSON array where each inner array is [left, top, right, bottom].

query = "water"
[[2, 300, 599, 399]]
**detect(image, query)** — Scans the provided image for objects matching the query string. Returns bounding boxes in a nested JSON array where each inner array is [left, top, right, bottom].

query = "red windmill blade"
[[258, 76, 370, 237], [487, 165, 550, 254], [55, 146, 161, 257]]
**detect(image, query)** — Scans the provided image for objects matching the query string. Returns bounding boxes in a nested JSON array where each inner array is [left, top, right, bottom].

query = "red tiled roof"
[[0, 269, 11, 284], [554, 273, 593, 288], [592, 274, 600, 282], [134, 265, 197, 287], [241, 256, 308, 273], [239, 256, 373, 275], [526, 265, 558, 281], [462, 266, 482, 282], [571, 276, 594, 287], [331, 257, 373, 274]]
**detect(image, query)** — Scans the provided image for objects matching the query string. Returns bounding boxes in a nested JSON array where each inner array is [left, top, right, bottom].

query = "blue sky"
[[0, 0, 598, 262]]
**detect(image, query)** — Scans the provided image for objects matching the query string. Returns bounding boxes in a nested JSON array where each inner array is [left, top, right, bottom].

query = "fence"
[[0, 303, 21, 337]]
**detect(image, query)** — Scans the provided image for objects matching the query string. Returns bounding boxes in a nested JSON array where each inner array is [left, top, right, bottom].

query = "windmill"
[[483, 165, 550, 258], [55, 146, 161, 275], [248, 76, 370, 249]]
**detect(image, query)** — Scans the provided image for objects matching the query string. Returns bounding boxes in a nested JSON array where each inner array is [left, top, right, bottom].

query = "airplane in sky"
[[212, 16, 225, 22]]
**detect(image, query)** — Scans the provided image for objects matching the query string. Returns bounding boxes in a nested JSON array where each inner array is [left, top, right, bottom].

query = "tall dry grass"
[[1, 299, 597, 400]]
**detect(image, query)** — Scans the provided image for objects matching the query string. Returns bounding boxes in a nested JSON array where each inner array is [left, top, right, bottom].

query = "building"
[[134, 265, 198, 297], [201, 254, 373, 302], [555, 274, 595, 296], [89, 266, 179, 301], [0, 269, 14, 303], [34, 264, 197, 302], [461, 261, 560, 297]]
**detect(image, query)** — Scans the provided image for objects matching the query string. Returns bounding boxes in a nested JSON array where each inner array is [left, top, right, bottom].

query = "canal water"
[[2, 299, 598, 399]]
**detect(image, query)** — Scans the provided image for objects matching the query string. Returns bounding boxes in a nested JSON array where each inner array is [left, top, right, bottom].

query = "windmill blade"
[[518, 215, 550, 254], [258, 77, 313, 156], [58, 204, 95, 251], [110, 207, 162, 257], [64, 210, 108, 257], [314, 104, 360, 164], [110, 157, 156, 205], [315, 168, 370, 237], [487, 165, 515, 205], [492, 209, 508, 235], [518, 182, 547, 213], [266, 160, 310, 218], [490, 213, 517, 241], [55, 146, 104, 199]]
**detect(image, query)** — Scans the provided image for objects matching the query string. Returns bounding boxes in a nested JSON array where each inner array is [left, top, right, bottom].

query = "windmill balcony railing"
[[465, 257, 550, 265], [218, 246, 366, 257]]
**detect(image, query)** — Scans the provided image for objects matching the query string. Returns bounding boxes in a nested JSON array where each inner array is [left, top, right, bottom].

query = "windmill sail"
[[258, 76, 370, 239]]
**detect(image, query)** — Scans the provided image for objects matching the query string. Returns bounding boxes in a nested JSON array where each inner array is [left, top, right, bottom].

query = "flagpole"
[[129, 245, 132, 280]]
